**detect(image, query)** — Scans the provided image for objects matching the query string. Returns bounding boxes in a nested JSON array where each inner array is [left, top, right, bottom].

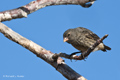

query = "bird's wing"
[[77, 27, 100, 41], [73, 27, 100, 50], [85, 32, 100, 41]]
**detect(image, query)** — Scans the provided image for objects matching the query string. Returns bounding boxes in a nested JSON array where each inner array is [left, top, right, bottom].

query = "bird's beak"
[[63, 37, 69, 42]]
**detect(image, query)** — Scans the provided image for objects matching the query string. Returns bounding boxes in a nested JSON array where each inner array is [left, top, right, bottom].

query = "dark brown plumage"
[[63, 27, 111, 53]]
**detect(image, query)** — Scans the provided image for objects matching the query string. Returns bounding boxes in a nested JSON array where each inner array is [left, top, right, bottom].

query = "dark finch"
[[63, 27, 111, 55]]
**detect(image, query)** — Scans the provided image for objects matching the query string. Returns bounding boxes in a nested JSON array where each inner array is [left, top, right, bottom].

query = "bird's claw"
[[69, 51, 82, 61], [81, 53, 88, 61]]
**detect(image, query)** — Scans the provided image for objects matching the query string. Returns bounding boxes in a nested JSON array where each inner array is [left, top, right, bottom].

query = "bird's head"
[[63, 29, 76, 44]]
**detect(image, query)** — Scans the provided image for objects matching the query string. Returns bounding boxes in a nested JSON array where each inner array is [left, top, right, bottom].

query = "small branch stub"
[[0, 0, 95, 22]]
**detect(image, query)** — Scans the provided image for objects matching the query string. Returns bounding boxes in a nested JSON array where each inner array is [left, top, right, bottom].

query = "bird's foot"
[[69, 51, 81, 57], [69, 51, 82, 61], [81, 53, 88, 61]]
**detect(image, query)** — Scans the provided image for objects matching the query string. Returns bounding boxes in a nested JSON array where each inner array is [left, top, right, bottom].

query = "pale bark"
[[0, 0, 95, 22], [0, 22, 86, 80], [0, 0, 97, 79]]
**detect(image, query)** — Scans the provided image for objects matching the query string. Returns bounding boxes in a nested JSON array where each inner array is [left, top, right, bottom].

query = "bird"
[[63, 27, 111, 56]]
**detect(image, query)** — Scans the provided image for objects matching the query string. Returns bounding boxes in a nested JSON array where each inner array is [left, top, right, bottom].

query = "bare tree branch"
[[0, 0, 95, 22], [0, 22, 87, 80], [53, 34, 108, 60]]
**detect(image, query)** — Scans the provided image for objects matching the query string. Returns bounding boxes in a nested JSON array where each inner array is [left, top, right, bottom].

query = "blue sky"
[[0, 0, 120, 80]]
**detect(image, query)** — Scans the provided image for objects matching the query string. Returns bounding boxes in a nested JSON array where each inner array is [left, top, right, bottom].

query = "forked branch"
[[0, 22, 87, 80]]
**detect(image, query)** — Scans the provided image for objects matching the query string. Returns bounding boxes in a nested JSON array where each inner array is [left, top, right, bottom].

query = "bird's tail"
[[102, 45, 111, 52]]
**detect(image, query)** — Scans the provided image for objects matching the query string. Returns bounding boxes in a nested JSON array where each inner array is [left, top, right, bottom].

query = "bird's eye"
[[67, 34, 70, 36]]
